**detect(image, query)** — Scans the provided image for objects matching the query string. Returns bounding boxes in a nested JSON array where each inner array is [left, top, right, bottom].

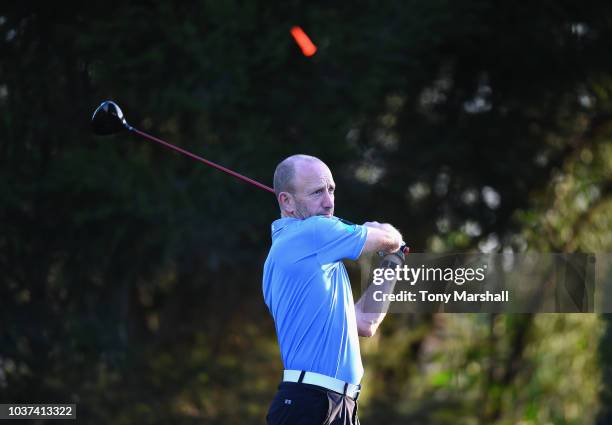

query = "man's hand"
[[362, 221, 403, 254]]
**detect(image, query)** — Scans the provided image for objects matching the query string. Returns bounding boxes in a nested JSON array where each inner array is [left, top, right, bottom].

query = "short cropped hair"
[[273, 154, 321, 197]]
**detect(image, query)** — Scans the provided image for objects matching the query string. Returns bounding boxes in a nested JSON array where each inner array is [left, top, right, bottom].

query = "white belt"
[[283, 370, 361, 400]]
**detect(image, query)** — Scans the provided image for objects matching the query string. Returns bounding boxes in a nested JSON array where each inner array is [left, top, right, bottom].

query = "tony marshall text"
[[373, 290, 509, 303]]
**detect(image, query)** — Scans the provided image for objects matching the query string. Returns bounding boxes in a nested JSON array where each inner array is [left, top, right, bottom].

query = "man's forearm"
[[362, 222, 404, 255], [355, 254, 403, 337]]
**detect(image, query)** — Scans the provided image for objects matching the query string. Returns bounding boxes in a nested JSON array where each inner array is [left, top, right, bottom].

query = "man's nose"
[[322, 190, 334, 207]]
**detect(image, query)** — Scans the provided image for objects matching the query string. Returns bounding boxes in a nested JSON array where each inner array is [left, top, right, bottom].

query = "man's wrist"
[[387, 249, 405, 263]]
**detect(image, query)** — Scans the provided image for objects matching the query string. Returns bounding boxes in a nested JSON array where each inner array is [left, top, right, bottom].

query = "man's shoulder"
[[303, 215, 337, 229], [304, 216, 361, 235], [272, 216, 361, 237]]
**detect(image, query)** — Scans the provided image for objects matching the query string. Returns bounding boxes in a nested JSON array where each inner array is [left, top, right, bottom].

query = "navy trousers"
[[266, 382, 360, 425]]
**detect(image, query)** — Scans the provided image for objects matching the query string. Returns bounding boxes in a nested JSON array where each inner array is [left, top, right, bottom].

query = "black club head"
[[91, 100, 129, 135]]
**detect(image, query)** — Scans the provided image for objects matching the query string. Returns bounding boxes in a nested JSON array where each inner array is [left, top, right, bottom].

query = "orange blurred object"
[[290, 26, 317, 57]]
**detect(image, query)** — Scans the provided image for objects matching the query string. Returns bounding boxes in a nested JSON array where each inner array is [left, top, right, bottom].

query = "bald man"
[[263, 155, 404, 425]]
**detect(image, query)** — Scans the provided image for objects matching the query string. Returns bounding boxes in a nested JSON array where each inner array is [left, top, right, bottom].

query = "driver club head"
[[91, 100, 130, 135]]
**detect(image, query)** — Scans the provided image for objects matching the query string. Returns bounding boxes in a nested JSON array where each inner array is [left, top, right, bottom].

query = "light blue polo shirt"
[[262, 216, 368, 385]]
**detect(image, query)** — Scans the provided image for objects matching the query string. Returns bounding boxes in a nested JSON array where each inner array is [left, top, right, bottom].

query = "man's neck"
[[281, 211, 298, 219]]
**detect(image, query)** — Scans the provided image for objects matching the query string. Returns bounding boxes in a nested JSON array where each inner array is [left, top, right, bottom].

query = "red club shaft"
[[130, 128, 275, 194], [129, 127, 409, 255]]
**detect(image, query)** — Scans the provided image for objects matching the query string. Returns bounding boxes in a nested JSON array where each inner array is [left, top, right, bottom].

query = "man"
[[263, 154, 405, 425]]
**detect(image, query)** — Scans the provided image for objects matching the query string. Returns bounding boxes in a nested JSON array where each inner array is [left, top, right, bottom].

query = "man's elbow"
[[358, 322, 377, 337]]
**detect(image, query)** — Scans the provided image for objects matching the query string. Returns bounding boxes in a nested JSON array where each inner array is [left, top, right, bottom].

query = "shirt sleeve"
[[309, 216, 368, 264]]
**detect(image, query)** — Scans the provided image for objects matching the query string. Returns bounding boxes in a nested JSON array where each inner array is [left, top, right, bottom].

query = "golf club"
[[91, 100, 409, 254], [91, 100, 275, 193]]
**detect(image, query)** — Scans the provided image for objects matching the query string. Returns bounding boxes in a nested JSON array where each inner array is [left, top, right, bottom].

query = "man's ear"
[[278, 192, 295, 216]]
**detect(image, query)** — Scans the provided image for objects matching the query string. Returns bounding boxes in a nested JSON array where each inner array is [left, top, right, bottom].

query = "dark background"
[[1, 1, 611, 423]]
